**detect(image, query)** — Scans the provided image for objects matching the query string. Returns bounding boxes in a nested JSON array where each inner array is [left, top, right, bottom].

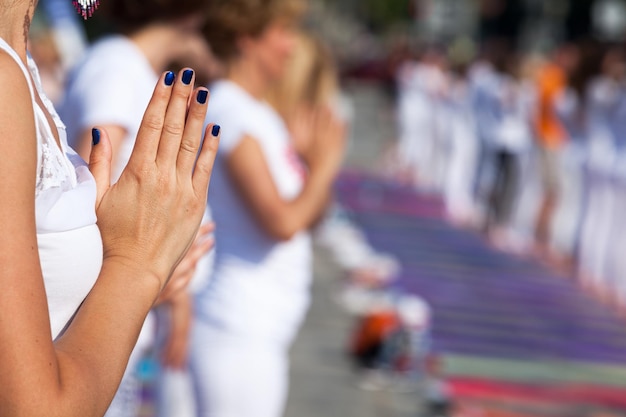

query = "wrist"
[[168, 289, 191, 307], [308, 162, 336, 185], [100, 256, 163, 303]]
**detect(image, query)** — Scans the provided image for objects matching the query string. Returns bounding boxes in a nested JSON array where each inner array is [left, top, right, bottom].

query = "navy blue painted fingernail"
[[182, 69, 194, 85], [197, 89, 208, 104], [211, 124, 221, 137], [164, 71, 175, 86], [92, 128, 100, 145]]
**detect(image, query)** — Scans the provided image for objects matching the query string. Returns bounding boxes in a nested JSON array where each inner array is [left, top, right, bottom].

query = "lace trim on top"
[[38, 141, 71, 191], [26, 54, 77, 196]]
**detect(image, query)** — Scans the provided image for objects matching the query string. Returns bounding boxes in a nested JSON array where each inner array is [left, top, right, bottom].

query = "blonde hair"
[[202, 0, 306, 62], [266, 32, 338, 121]]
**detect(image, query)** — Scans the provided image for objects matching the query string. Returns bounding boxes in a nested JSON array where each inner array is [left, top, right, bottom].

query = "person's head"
[[202, 0, 306, 81], [98, 0, 207, 36], [266, 31, 338, 121]]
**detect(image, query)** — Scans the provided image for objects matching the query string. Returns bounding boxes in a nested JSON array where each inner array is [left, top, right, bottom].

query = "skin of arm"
[[0, 62, 218, 417], [225, 134, 336, 241], [160, 290, 193, 369]]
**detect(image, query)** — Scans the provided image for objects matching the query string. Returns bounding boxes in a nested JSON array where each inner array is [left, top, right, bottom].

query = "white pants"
[[549, 144, 586, 257], [153, 305, 197, 417], [155, 368, 197, 417], [444, 111, 479, 222], [190, 324, 289, 417]]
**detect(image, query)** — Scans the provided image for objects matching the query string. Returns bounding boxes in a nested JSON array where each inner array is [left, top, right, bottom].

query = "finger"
[[192, 123, 220, 196], [188, 236, 215, 262], [128, 71, 176, 168], [163, 271, 193, 302], [177, 88, 210, 174], [156, 68, 196, 168], [199, 221, 216, 236], [88, 127, 112, 207]]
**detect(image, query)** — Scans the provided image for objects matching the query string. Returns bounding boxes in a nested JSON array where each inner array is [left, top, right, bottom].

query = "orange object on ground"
[[350, 310, 400, 356]]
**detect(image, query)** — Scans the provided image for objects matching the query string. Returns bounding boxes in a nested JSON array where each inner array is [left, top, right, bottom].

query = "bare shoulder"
[[0, 50, 36, 137], [0, 49, 37, 183], [0, 50, 35, 129], [0, 49, 31, 96]]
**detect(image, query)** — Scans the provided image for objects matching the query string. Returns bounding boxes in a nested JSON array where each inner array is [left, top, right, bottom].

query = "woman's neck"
[[0, 0, 36, 61], [129, 24, 181, 75], [227, 59, 270, 100]]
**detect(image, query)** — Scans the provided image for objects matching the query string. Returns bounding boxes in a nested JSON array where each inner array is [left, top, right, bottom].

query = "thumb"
[[88, 127, 112, 207]]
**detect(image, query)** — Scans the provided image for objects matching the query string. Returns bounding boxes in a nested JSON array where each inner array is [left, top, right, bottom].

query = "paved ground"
[[284, 246, 425, 417]]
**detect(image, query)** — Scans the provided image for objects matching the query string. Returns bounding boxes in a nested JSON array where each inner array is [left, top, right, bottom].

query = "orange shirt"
[[535, 63, 567, 149]]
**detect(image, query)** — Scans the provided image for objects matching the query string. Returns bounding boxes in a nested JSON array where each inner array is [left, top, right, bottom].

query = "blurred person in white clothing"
[[443, 48, 482, 228], [266, 32, 400, 296], [578, 45, 626, 302], [394, 48, 448, 189], [190, 1, 346, 417]]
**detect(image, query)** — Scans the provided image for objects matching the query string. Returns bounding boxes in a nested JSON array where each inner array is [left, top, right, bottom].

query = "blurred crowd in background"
[[379, 0, 626, 314]]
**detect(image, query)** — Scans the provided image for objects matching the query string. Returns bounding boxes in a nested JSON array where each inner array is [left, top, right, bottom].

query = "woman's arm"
[[159, 290, 193, 370], [226, 106, 345, 240], [0, 62, 218, 417]]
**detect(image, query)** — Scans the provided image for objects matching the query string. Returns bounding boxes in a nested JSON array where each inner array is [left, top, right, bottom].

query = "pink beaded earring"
[[72, 0, 99, 19]]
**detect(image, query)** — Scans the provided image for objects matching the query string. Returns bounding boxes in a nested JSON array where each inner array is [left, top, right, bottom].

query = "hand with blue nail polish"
[[89, 68, 219, 293], [0, 0, 218, 413], [56, 11, 218, 408]]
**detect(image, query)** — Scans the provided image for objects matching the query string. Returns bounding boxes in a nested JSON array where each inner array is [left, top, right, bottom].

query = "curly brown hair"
[[98, 0, 207, 33], [202, 0, 306, 62]]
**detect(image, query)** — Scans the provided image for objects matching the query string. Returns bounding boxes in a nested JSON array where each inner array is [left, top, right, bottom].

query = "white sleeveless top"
[[0, 38, 103, 340]]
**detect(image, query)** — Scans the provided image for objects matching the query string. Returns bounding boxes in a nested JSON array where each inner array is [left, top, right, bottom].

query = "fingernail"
[[182, 69, 194, 85], [211, 124, 220, 137], [92, 128, 100, 145], [164, 71, 175, 86], [197, 89, 208, 104]]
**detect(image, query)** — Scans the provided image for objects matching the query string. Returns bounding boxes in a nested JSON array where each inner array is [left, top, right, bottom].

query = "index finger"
[[127, 71, 176, 169]]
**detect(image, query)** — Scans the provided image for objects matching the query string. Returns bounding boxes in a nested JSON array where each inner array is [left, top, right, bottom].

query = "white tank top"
[[0, 38, 103, 340]]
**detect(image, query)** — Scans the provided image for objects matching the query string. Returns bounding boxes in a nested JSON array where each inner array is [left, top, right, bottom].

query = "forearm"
[[269, 167, 335, 240], [167, 290, 192, 340], [44, 261, 159, 417]]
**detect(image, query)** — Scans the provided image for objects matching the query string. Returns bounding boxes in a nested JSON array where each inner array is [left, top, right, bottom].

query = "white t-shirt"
[[59, 36, 158, 181], [0, 38, 102, 340], [195, 80, 312, 345]]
